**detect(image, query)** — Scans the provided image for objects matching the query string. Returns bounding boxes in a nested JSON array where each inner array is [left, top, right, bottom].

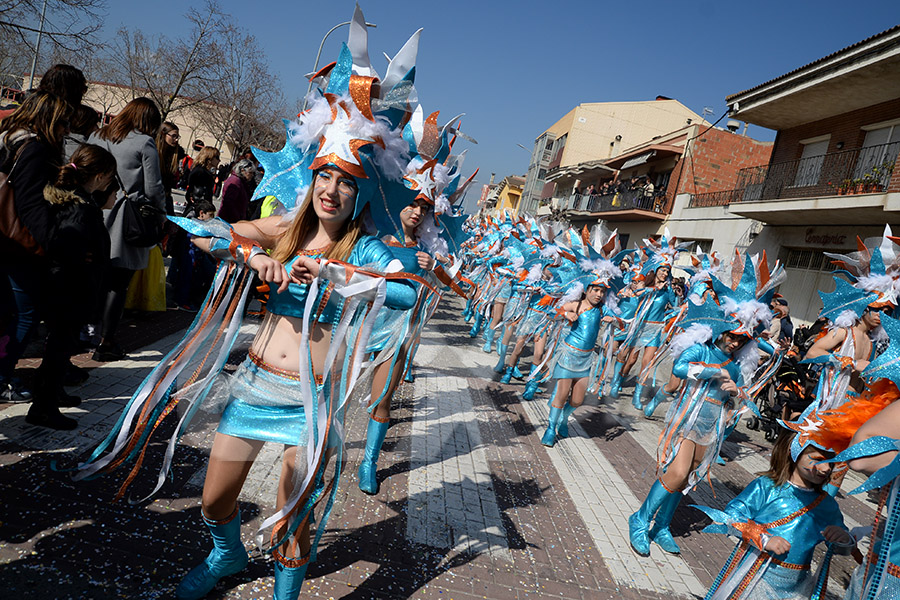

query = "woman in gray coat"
[[88, 97, 164, 361]]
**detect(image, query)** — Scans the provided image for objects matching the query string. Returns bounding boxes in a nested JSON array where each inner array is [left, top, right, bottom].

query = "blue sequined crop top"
[[265, 235, 416, 320]]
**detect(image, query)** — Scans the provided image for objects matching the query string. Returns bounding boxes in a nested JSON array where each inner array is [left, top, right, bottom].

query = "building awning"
[[619, 151, 656, 170]]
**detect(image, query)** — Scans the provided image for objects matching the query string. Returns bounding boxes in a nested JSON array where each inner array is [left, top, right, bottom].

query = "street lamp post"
[[301, 20, 377, 112]]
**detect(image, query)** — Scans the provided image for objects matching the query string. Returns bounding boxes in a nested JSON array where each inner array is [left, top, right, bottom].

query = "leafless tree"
[[199, 22, 286, 154], [0, 0, 105, 56]]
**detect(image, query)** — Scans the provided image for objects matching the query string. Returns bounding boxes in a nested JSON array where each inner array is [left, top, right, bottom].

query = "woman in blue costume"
[[502, 260, 557, 386], [540, 258, 621, 448], [359, 198, 436, 494], [629, 254, 785, 558], [71, 9, 446, 599], [695, 429, 852, 599]]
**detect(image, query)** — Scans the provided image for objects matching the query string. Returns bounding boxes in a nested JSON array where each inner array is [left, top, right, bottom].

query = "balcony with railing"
[[720, 141, 900, 225], [555, 189, 669, 221]]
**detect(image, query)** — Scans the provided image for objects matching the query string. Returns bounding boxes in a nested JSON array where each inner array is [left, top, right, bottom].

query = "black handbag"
[[110, 193, 165, 247]]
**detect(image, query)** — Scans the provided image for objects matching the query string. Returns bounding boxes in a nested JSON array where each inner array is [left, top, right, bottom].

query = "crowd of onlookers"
[[0, 63, 263, 430]]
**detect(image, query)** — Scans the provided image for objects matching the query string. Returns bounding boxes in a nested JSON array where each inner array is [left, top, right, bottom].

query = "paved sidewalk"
[[0, 299, 875, 599]]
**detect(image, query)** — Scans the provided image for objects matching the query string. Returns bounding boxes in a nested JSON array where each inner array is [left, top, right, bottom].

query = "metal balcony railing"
[[732, 140, 900, 203], [557, 189, 668, 214], [688, 189, 745, 208]]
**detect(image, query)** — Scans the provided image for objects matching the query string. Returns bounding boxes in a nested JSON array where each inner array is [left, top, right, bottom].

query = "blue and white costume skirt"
[[495, 280, 512, 304], [516, 307, 547, 338], [635, 321, 665, 347], [552, 341, 595, 380], [217, 353, 314, 446], [365, 307, 404, 354], [679, 396, 729, 448]]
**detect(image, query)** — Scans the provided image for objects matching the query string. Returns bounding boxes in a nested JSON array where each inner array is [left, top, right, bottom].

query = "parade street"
[[0, 298, 879, 600]]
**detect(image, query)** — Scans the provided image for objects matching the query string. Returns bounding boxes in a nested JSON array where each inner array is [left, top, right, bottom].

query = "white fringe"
[[669, 324, 713, 360]]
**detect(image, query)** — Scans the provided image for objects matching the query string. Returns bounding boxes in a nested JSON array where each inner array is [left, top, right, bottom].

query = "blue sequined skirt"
[[552, 341, 595, 379], [217, 356, 309, 446]]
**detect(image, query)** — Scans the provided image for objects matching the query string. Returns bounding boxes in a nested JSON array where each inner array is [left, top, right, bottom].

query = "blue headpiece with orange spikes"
[[251, 4, 425, 234]]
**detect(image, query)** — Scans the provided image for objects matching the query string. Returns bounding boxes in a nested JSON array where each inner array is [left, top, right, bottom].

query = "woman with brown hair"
[[32, 144, 118, 429], [155, 121, 182, 216], [88, 97, 165, 361], [185, 146, 220, 212], [0, 90, 72, 410]]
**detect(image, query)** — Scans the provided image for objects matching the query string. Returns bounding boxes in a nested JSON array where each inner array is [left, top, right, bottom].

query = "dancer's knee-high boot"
[[463, 297, 474, 321], [541, 406, 563, 447], [628, 479, 671, 557], [716, 419, 737, 465], [631, 382, 645, 410], [607, 361, 624, 399], [273, 551, 309, 600], [496, 326, 505, 355], [494, 344, 508, 373], [649, 488, 682, 555], [523, 376, 540, 400], [644, 387, 671, 418], [557, 402, 577, 438], [500, 365, 514, 384], [469, 313, 483, 338], [358, 417, 390, 495], [482, 325, 496, 352], [176, 508, 249, 599]]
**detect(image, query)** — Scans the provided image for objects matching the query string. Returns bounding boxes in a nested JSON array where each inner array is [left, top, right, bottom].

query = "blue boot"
[[175, 508, 249, 599], [273, 554, 309, 600], [649, 489, 682, 555], [644, 387, 671, 418], [607, 361, 624, 399], [496, 327, 505, 355], [463, 298, 474, 321], [500, 365, 514, 384], [557, 403, 577, 438], [468, 314, 483, 338], [512, 364, 524, 379], [404, 367, 415, 383], [358, 418, 390, 495], [493, 344, 508, 373], [628, 480, 671, 557], [631, 383, 645, 410], [482, 326, 496, 353], [522, 377, 540, 400], [541, 406, 563, 447]]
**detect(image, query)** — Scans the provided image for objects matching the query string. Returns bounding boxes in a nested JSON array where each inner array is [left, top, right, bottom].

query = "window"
[[854, 123, 900, 184], [793, 137, 829, 187], [778, 248, 831, 272], [544, 138, 554, 151], [537, 169, 546, 180]]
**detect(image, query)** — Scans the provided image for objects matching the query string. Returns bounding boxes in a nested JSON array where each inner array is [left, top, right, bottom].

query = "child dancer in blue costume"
[[71, 8, 455, 599], [359, 132, 475, 494], [629, 253, 785, 558], [695, 427, 853, 600], [540, 234, 622, 447]]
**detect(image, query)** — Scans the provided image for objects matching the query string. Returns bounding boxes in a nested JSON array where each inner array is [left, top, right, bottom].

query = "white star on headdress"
[[311, 101, 377, 179]]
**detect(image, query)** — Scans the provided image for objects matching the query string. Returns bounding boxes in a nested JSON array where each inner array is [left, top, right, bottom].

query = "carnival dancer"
[[539, 234, 622, 447], [608, 232, 685, 406], [629, 253, 785, 557], [360, 118, 476, 495], [643, 249, 723, 418], [70, 8, 448, 599], [695, 426, 853, 600], [501, 257, 557, 385]]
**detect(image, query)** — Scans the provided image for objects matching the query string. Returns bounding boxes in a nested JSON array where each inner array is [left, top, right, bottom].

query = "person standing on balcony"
[[642, 177, 655, 210]]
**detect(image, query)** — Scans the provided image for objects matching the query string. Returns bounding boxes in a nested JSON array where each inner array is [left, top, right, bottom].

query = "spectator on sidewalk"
[[156, 121, 182, 216], [36, 64, 87, 108], [185, 146, 219, 214], [31, 144, 118, 429], [170, 200, 217, 311], [218, 159, 256, 223], [0, 91, 72, 405], [88, 97, 165, 362], [63, 104, 100, 161]]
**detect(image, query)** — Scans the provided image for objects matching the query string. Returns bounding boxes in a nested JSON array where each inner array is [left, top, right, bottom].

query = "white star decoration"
[[313, 105, 376, 179]]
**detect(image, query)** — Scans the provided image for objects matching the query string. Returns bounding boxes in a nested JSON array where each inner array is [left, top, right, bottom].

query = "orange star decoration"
[[310, 95, 383, 180], [781, 411, 824, 451], [732, 520, 769, 550]]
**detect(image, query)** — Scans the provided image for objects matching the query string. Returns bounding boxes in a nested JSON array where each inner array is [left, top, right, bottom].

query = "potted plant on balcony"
[[836, 179, 853, 195]]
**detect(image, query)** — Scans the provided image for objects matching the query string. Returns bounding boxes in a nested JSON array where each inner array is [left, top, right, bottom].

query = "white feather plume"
[[721, 297, 772, 332], [734, 339, 761, 385], [524, 264, 544, 284], [669, 324, 713, 360], [833, 309, 859, 328], [558, 282, 584, 305]]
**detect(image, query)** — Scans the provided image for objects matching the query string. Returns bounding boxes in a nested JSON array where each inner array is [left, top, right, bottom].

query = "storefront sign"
[[804, 228, 846, 246]]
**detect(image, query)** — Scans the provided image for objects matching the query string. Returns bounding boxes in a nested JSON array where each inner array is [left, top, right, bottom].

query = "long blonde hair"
[[270, 184, 367, 263]]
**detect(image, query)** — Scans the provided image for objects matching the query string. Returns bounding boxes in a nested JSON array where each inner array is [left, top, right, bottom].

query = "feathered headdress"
[[708, 250, 785, 337], [826, 224, 900, 308], [251, 4, 421, 233], [639, 228, 690, 276]]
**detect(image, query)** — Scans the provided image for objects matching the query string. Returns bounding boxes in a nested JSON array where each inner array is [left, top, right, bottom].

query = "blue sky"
[[89, 1, 899, 196]]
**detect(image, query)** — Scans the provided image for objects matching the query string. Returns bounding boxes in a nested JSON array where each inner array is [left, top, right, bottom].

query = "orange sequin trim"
[[248, 350, 323, 385]]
